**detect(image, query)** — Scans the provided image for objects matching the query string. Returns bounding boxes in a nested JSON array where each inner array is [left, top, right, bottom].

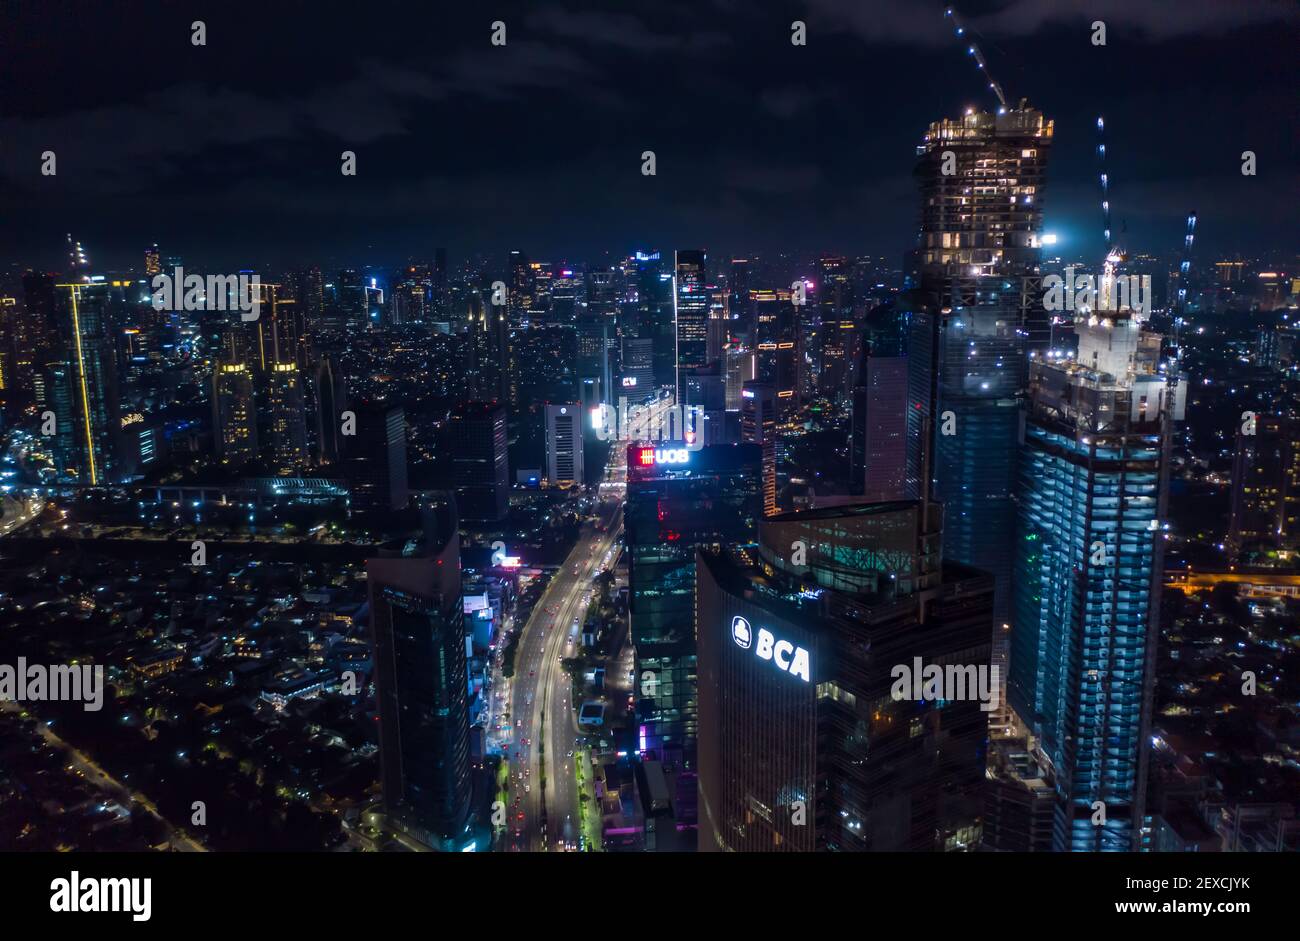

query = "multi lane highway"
[[502, 453, 626, 851]]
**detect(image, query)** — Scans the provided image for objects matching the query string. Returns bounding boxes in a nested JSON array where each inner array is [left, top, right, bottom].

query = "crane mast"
[[944, 8, 1009, 111]]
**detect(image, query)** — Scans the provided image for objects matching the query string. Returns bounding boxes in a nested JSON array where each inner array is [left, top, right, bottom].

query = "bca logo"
[[730, 615, 811, 683]]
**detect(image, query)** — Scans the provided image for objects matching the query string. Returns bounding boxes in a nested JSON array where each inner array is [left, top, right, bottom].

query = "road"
[[0, 701, 206, 852], [503, 454, 627, 851], [0, 492, 45, 535]]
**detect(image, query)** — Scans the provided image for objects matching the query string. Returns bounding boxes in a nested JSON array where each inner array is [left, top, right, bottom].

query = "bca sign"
[[731, 616, 810, 683]]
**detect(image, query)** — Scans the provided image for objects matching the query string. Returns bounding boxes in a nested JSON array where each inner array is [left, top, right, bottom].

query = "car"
[[529, 670, 535, 677], [567, 750, 573, 757], [525, 784, 530, 793]]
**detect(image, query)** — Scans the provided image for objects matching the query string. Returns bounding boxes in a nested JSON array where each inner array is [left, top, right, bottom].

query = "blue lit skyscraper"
[[1009, 307, 1184, 851]]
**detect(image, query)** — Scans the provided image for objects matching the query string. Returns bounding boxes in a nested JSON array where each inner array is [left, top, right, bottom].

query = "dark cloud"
[[801, 0, 1300, 45], [526, 8, 730, 54], [1, 0, 1294, 268]]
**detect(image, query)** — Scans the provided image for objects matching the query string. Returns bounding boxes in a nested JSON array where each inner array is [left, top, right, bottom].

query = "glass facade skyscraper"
[[54, 281, 123, 485], [367, 504, 474, 851], [448, 401, 508, 521], [621, 252, 675, 397], [1010, 311, 1184, 851], [851, 331, 908, 502], [674, 249, 709, 401], [627, 441, 762, 770], [905, 106, 1054, 625]]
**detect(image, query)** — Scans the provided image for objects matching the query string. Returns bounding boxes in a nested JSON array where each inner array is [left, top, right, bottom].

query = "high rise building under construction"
[[905, 104, 1054, 627]]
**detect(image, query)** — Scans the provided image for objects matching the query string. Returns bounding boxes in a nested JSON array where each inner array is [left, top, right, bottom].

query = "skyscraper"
[[740, 380, 777, 515], [627, 441, 762, 773], [313, 355, 346, 466], [906, 105, 1054, 625], [549, 266, 580, 326], [814, 256, 856, 401], [367, 503, 474, 850], [465, 288, 511, 405], [344, 402, 409, 512], [723, 343, 755, 412], [1009, 311, 1184, 851], [674, 250, 709, 400], [508, 250, 533, 324], [681, 363, 727, 446], [706, 282, 729, 365], [265, 362, 308, 475], [336, 268, 366, 323], [619, 337, 655, 404], [432, 247, 447, 321], [1228, 413, 1300, 560], [625, 252, 676, 396], [850, 337, 908, 502], [545, 403, 584, 488], [579, 266, 619, 404], [212, 362, 258, 468], [448, 401, 509, 522], [696, 500, 993, 851], [245, 281, 304, 372], [728, 258, 754, 341], [54, 282, 122, 485], [21, 272, 58, 389], [752, 288, 801, 420]]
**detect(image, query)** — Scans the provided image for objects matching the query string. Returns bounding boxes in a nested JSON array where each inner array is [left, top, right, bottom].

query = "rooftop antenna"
[[944, 7, 1009, 112]]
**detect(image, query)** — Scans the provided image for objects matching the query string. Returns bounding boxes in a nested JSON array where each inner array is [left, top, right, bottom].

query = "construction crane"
[[1092, 115, 1130, 318], [1096, 116, 1124, 267], [1168, 210, 1197, 368], [944, 7, 1009, 112], [1176, 211, 1197, 314]]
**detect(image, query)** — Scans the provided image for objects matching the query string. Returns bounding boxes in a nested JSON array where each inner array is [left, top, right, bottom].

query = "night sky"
[[4, 0, 1297, 271]]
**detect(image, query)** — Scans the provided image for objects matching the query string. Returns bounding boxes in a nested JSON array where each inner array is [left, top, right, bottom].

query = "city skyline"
[[0, 1, 1297, 894]]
